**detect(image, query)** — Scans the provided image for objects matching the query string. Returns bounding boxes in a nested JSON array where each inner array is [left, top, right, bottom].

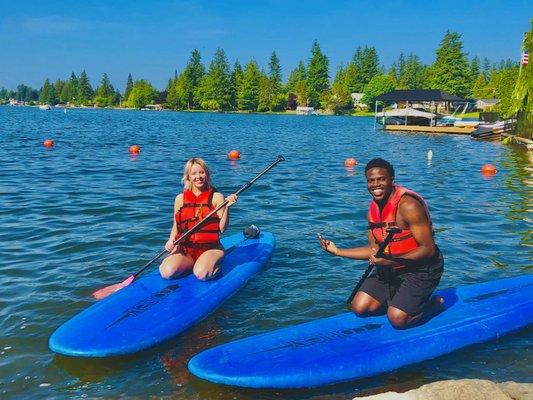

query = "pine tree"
[[268, 51, 282, 91], [124, 73, 134, 102], [185, 49, 205, 108], [343, 62, 358, 95], [398, 54, 426, 89], [196, 48, 232, 110], [54, 80, 65, 103], [77, 70, 94, 105], [94, 73, 115, 107], [230, 61, 243, 109], [39, 78, 57, 104], [307, 40, 330, 107], [328, 65, 352, 113], [237, 60, 261, 110], [428, 31, 470, 98], [286, 61, 307, 93]]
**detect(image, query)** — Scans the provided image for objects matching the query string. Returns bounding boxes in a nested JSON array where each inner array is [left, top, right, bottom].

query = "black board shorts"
[[359, 250, 444, 316]]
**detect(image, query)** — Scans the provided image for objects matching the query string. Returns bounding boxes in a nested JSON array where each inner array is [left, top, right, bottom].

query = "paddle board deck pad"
[[188, 275, 533, 388], [49, 230, 275, 357]]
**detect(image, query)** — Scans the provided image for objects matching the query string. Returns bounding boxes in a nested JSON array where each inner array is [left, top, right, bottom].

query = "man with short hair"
[[318, 158, 444, 329]]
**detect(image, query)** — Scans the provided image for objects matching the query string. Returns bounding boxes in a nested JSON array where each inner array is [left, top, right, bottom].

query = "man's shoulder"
[[398, 193, 425, 213]]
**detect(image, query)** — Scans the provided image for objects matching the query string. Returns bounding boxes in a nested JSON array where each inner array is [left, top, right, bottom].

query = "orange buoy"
[[481, 163, 497, 176], [43, 139, 54, 148], [228, 150, 241, 160], [344, 158, 357, 167], [129, 144, 141, 154]]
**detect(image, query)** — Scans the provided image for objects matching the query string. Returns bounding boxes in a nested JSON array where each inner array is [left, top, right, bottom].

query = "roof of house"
[[376, 89, 465, 102]]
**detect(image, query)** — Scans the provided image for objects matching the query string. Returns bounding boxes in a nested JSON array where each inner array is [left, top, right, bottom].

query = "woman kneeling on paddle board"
[[160, 158, 237, 281]]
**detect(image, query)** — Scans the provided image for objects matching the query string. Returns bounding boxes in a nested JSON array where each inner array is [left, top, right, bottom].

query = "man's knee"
[[351, 301, 370, 317], [387, 307, 409, 329]]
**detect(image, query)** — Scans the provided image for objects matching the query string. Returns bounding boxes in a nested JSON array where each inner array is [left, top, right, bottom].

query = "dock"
[[383, 125, 476, 135]]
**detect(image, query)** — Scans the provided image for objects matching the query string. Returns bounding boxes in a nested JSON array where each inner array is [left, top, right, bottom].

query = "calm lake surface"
[[0, 106, 531, 399]]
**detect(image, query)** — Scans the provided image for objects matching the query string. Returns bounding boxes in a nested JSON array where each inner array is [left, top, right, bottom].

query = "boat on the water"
[[470, 119, 516, 140]]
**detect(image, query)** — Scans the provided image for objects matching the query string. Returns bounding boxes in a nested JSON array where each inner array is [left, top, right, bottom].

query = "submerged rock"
[[354, 379, 533, 400]]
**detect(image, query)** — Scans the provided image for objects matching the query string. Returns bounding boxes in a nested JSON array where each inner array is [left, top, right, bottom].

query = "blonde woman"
[[159, 158, 237, 280]]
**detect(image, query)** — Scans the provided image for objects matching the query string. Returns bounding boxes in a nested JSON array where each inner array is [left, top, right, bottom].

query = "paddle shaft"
[[346, 227, 401, 305], [131, 155, 285, 279]]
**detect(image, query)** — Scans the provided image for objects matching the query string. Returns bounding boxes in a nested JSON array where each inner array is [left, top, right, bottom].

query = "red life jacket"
[[367, 185, 432, 263], [175, 188, 220, 245]]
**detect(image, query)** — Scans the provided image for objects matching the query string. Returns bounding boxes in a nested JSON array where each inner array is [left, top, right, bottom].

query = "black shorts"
[[359, 250, 444, 316]]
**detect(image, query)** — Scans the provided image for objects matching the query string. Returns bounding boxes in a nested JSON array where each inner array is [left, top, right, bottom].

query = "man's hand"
[[317, 232, 339, 256]]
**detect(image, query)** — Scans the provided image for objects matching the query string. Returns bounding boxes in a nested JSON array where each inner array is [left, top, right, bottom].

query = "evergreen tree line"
[[0, 31, 521, 116]]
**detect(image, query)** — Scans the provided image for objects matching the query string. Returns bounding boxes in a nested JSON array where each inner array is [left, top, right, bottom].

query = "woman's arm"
[[165, 194, 182, 252], [214, 192, 237, 234]]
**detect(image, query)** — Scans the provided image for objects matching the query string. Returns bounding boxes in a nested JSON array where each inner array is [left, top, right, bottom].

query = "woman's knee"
[[193, 264, 220, 281], [159, 263, 175, 279]]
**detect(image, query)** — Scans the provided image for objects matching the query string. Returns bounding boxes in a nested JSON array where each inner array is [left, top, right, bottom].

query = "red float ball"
[[129, 144, 141, 154], [344, 158, 357, 167], [43, 139, 54, 148], [481, 163, 497, 175], [228, 150, 241, 160]]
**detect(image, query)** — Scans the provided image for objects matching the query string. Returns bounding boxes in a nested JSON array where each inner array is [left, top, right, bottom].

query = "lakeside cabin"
[[374, 89, 478, 135]]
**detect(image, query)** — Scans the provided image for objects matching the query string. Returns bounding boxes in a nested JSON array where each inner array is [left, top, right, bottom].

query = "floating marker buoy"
[[481, 163, 497, 176], [129, 144, 141, 154], [228, 150, 241, 160], [43, 139, 54, 148], [427, 150, 433, 160], [344, 158, 357, 167]]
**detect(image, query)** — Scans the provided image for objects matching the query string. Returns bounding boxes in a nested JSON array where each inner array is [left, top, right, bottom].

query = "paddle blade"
[[92, 275, 135, 300]]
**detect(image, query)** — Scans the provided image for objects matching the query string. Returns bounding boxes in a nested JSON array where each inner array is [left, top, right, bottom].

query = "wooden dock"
[[383, 125, 476, 135]]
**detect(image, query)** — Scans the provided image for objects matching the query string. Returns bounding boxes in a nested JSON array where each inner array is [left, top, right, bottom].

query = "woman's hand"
[[226, 193, 238, 207], [317, 233, 339, 256], [165, 238, 177, 253]]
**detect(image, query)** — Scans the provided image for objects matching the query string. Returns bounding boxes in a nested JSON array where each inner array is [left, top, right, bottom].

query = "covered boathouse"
[[374, 89, 477, 134]]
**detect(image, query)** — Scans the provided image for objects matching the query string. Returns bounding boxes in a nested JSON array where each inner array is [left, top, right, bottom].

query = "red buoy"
[[228, 150, 241, 160], [344, 158, 357, 167], [43, 139, 54, 148], [481, 163, 497, 176], [129, 144, 141, 154]]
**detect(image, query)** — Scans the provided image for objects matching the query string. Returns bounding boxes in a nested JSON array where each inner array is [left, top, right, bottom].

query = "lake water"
[[0, 106, 531, 399]]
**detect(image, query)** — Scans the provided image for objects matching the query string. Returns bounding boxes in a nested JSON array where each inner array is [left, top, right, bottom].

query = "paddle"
[[346, 227, 402, 305], [92, 155, 285, 300]]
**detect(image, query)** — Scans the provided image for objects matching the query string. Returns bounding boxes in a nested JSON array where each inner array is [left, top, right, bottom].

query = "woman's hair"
[[181, 158, 213, 190]]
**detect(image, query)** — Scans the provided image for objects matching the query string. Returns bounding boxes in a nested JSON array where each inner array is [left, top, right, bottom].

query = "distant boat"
[[39, 104, 51, 111], [296, 106, 318, 115], [471, 119, 516, 141]]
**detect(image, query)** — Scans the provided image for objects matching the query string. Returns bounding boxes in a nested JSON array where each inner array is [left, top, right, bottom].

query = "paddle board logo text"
[[106, 284, 180, 329], [252, 323, 383, 354]]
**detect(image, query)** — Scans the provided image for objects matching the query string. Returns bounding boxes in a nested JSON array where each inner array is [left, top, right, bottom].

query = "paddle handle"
[[346, 227, 401, 305], [132, 155, 285, 279]]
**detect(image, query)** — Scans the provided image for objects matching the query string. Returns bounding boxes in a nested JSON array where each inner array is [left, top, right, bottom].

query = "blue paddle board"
[[188, 275, 533, 388], [49, 230, 275, 357]]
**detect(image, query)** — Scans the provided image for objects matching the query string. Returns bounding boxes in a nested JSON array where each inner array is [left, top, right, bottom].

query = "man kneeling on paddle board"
[[318, 158, 444, 329]]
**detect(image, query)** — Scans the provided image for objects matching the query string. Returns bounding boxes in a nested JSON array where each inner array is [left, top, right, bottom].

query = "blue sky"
[[1, 1, 531, 91]]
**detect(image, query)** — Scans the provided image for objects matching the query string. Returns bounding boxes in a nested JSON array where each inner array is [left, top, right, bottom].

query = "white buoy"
[[427, 150, 433, 160]]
